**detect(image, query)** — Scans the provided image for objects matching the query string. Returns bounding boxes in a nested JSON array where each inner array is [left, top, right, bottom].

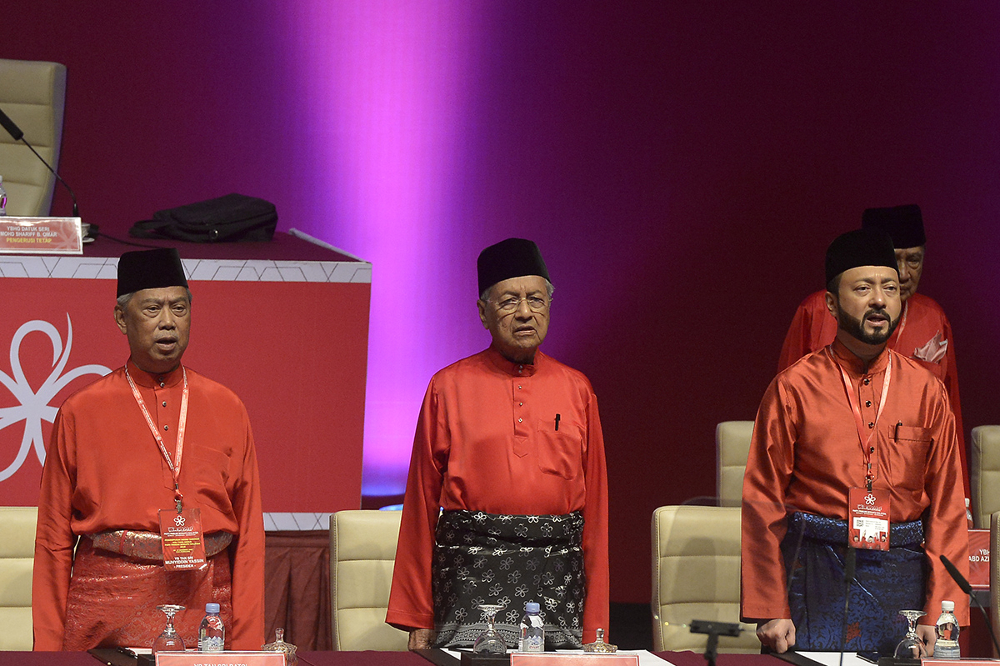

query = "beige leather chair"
[[651, 505, 759, 653], [0, 506, 38, 651], [0, 58, 67, 217], [972, 426, 1000, 529], [330, 510, 408, 650], [717, 421, 754, 507]]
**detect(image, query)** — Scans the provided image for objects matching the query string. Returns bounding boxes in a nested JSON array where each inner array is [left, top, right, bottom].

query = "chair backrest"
[[717, 421, 754, 507], [329, 510, 408, 651], [0, 58, 67, 217], [651, 505, 760, 653], [0, 506, 38, 651], [971, 426, 1000, 528]]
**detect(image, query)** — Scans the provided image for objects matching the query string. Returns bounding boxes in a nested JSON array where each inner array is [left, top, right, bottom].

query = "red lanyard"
[[828, 348, 892, 491], [125, 365, 190, 512]]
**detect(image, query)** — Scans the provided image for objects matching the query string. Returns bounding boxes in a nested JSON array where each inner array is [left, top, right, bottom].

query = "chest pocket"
[[885, 424, 933, 491], [533, 418, 585, 480]]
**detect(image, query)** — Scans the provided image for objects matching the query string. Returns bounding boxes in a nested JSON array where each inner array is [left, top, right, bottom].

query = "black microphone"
[[939, 553, 1000, 658], [839, 547, 857, 666], [0, 105, 79, 218], [0, 107, 24, 141]]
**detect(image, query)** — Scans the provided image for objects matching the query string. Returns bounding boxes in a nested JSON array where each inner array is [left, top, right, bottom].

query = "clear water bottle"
[[0, 175, 7, 216], [934, 599, 960, 659], [198, 602, 225, 652], [518, 601, 544, 652]]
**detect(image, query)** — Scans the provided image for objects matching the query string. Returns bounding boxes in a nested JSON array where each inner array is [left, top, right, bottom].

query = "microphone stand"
[[0, 106, 79, 217], [940, 554, 1000, 659], [840, 547, 857, 666]]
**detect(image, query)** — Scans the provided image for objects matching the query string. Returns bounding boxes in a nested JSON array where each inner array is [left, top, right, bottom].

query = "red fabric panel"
[[265, 531, 332, 651]]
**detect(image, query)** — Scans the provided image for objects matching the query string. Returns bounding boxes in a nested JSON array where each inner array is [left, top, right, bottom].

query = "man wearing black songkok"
[[33, 248, 265, 651], [742, 229, 968, 657], [777, 205, 967, 499], [387, 238, 609, 650]]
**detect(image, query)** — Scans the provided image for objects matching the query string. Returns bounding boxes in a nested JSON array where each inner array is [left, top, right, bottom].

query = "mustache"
[[863, 308, 890, 322]]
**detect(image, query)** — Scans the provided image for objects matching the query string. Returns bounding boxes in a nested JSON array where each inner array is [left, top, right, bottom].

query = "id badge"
[[848, 487, 890, 551], [158, 507, 208, 571]]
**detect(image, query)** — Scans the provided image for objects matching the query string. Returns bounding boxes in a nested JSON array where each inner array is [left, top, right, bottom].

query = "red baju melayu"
[[777, 292, 966, 494], [33, 360, 265, 650], [741, 339, 969, 627], [386, 346, 609, 643]]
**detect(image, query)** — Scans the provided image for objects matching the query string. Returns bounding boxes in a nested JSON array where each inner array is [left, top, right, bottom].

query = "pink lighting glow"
[[285, 1, 486, 495]]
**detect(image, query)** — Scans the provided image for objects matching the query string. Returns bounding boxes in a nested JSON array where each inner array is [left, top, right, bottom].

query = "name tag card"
[[510, 654, 639, 666], [158, 507, 207, 571], [155, 651, 285, 666], [0, 217, 83, 254], [968, 528, 990, 590]]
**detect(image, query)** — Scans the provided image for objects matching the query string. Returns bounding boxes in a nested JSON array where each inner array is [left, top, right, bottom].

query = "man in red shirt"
[[33, 248, 264, 650], [386, 238, 609, 650], [778, 205, 967, 494], [743, 229, 968, 656]]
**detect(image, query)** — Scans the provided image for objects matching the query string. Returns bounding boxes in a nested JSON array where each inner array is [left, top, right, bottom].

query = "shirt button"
[[863, 378, 870, 386], [518, 418, 522, 423], [518, 385, 522, 390], [519, 402, 523, 406], [163, 425, 169, 431], [162, 401, 168, 407], [865, 400, 871, 407], [868, 422, 874, 429]]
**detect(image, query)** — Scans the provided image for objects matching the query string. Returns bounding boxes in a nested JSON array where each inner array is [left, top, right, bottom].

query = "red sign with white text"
[[0, 217, 82, 254], [968, 528, 989, 590], [155, 651, 285, 666]]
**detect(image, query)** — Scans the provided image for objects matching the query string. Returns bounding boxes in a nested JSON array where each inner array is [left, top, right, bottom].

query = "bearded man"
[[777, 205, 966, 495], [741, 229, 968, 656]]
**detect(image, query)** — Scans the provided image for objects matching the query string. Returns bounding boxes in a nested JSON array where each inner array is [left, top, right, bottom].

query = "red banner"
[[0, 273, 370, 516]]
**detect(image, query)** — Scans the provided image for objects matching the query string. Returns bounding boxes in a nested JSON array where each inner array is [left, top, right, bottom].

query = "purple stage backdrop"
[[3, 1, 1000, 602]]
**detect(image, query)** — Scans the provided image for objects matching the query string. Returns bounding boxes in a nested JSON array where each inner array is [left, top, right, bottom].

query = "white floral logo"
[[0, 316, 111, 481]]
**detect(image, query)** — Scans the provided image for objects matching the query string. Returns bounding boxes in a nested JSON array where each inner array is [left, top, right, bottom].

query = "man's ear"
[[477, 299, 489, 330], [114, 305, 128, 335], [824, 291, 838, 319]]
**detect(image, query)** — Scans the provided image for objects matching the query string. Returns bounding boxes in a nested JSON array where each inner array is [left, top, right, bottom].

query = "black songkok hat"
[[117, 248, 189, 297], [861, 204, 926, 248], [477, 238, 551, 296], [825, 229, 898, 285]]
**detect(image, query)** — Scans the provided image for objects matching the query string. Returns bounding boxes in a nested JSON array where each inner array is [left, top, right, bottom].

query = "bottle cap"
[[941, 600, 955, 612], [206, 602, 221, 613], [526, 602, 540, 613]]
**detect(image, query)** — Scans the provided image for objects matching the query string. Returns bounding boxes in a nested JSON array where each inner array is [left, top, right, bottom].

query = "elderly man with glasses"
[[386, 238, 609, 651]]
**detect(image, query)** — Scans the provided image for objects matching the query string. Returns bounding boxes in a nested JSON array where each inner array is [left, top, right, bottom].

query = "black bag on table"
[[129, 193, 277, 242]]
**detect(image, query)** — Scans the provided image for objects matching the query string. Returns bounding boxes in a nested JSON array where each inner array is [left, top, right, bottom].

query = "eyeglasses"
[[492, 295, 550, 314]]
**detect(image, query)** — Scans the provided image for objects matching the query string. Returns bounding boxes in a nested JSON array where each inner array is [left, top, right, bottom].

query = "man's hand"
[[408, 628, 437, 650], [917, 624, 936, 657], [757, 618, 796, 653]]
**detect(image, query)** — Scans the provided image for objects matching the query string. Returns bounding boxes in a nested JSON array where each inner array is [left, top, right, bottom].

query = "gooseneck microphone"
[[839, 547, 857, 666], [939, 554, 1000, 658], [0, 106, 79, 217]]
